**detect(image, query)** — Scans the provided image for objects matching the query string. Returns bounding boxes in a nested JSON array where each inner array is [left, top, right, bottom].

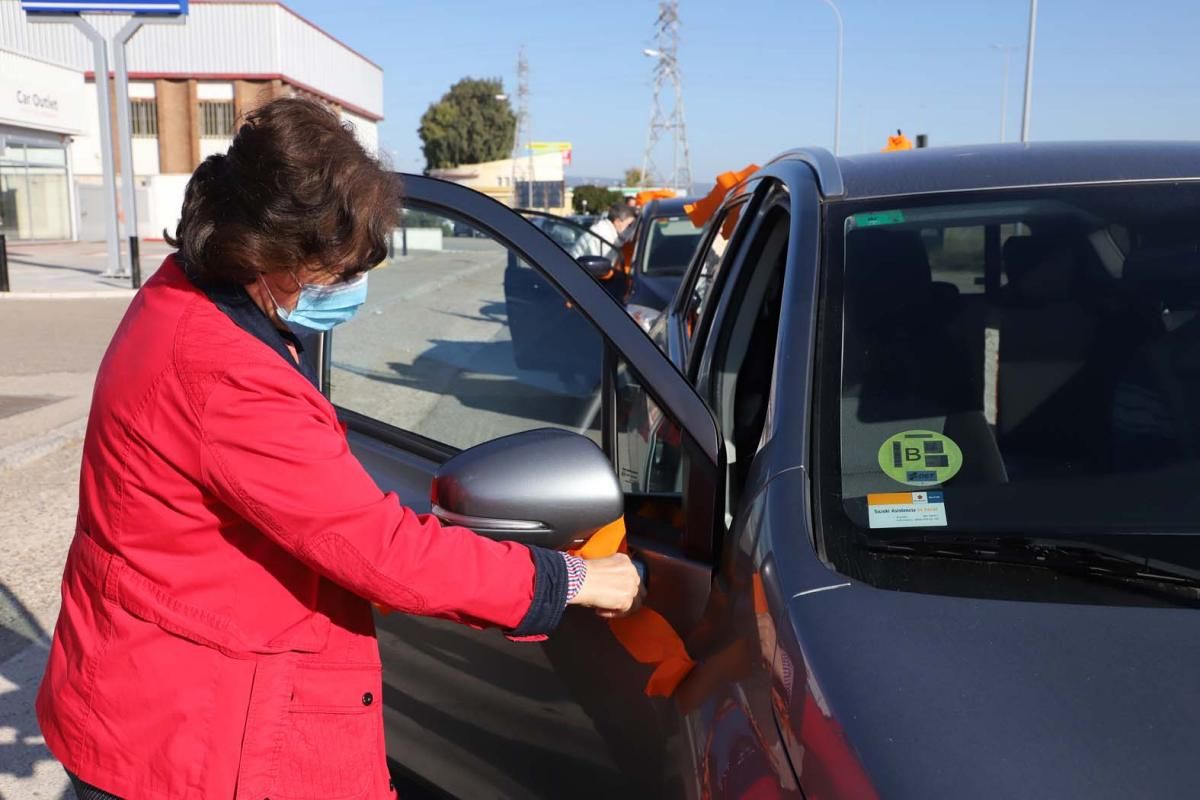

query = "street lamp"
[[1021, 0, 1039, 142], [814, 0, 843, 155], [992, 44, 1020, 143]]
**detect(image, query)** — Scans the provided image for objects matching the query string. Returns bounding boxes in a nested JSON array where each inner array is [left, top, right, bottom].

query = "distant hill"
[[565, 175, 623, 188], [565, 176, 707, 196]]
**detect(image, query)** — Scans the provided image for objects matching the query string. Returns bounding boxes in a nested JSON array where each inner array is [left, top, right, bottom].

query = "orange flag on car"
[[684, 164, 760, 229], [573, 517, 696, 697], [882, 130, 914, 152], [634, 188, 678, 207]]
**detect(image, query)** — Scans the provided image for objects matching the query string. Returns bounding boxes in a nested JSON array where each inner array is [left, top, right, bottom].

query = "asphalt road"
[[330, 238, 603, 451]]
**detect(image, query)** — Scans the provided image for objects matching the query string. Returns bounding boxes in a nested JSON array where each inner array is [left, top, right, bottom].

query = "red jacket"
[[37, 257, 562, 799]]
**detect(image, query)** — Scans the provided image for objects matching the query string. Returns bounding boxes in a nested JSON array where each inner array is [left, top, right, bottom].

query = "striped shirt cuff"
[[562, 553, 588, 604]]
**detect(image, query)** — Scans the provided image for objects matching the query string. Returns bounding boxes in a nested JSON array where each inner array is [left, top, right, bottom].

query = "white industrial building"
[[0, 0, 383, 241]]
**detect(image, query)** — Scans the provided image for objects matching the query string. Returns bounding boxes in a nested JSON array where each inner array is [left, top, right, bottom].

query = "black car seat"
[[993, 238, 1101, 473], [841, 228, 1006, 497], [1111, 243, 1200, 470]]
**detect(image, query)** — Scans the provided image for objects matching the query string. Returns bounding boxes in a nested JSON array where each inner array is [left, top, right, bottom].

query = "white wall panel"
[[0, 0, 381, 118], [275, 5, 381, 117]]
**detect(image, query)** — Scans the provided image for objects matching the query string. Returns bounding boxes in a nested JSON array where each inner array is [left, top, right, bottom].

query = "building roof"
[[0, 0, 383, 119], [833, 141, 1200, 201]]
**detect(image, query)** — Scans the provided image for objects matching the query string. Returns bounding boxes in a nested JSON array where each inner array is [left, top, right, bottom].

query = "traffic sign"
[[21, 0, 187, 13]]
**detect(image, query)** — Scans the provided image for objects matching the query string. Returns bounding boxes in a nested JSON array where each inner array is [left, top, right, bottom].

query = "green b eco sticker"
[[877, 430, 963, 487]]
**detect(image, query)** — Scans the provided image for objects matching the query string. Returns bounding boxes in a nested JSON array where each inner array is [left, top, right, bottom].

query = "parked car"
[[319, 142, 1200, 799], [505, 201, 702, 383], [621, 196, 703, 331]]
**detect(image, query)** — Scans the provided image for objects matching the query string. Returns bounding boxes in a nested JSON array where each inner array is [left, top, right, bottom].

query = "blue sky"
[[286, 0, 1200, 183]]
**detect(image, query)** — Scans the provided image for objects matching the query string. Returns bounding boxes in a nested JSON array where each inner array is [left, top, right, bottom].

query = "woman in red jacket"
[[37, 98, 639, 800]]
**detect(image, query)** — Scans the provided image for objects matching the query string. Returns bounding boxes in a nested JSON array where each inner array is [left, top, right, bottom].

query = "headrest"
[[846, 229, 932, 291], [845, 228, 935, 331], [1003, 236, 1054, 285], [1012, 243, 1078, 302]]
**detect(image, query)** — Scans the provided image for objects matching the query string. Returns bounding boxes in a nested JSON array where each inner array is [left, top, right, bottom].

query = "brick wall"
[[155, 79, 194, 174]]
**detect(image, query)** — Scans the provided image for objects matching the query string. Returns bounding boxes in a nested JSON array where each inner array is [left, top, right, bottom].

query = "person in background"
[[571, 202, 637, 264], [36, 98, 640, 800]]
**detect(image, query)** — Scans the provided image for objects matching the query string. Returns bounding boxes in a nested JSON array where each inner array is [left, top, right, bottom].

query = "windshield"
[[642, 215, 703, 276], [824, 182, 1200, 548]]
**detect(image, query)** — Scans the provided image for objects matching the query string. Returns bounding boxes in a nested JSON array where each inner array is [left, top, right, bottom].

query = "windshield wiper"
[[866, 535, 1200, 591]]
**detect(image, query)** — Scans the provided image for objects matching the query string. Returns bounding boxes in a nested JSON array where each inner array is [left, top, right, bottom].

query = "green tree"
[[418, 78, 516, 170], [572, 185, 622, 215], [624, 167, 645, 187]]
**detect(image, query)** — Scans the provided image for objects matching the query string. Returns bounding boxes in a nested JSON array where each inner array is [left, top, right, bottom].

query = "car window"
[[704, 202, 790, 518], [522, 212, 617, 263], [824, 182, 1200, 547], [614, 358, 684, 496], [642, 215, 703, 276], [329, 205, 603, 451], [682, 198, 751, 350]]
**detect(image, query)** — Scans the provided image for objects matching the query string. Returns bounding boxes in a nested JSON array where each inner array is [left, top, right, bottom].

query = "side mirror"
[[578, 255, 615, 281], [431, 429, 623, 550]]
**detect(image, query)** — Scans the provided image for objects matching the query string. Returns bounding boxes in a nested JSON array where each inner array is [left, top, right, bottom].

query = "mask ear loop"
[[258, 273, 287, 316]]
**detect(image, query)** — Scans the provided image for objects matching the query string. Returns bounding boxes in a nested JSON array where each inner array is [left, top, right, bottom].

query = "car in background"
[[320, 143, 1200, 799], [621, 196, 702, 331]]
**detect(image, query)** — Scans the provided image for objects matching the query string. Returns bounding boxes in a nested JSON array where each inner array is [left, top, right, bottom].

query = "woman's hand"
[[568, 553, 643, 617]]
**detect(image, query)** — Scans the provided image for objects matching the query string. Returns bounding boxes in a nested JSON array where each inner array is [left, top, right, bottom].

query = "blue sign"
[[21, 0, 187, 13]]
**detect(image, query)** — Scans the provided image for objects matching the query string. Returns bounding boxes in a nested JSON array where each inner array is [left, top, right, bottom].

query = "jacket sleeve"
[[197, 361, 566, 636]]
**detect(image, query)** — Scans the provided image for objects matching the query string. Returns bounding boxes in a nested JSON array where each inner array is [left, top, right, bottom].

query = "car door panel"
[[326, 175, 722, 799]]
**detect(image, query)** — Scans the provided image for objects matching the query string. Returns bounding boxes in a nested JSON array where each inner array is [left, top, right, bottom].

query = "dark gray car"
[[316, 142, 1200, 799]]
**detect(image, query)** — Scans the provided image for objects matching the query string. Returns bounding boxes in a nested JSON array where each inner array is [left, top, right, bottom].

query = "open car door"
[[316, 175, 722, 799]]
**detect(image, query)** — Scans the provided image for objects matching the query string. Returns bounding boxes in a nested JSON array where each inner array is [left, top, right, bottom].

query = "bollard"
[[401, 224, 408, 257], [129, 236, 142, 289], [0, 233, 9, 293]]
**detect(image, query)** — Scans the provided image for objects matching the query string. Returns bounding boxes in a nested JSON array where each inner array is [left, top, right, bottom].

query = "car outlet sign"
[[21, 0, 187, 13]]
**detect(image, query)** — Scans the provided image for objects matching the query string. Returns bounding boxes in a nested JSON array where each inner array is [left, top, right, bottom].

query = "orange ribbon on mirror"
[[573, 517, 696, 697]]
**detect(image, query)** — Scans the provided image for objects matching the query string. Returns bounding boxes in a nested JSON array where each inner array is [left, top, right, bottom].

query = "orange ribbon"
[[634, 188, 678, 207], [882, 132, 914, 152], [573, 517, 696, 697], [684, 164, 760, 230]]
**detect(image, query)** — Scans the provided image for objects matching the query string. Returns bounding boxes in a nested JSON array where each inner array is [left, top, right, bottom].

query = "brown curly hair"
[[166, 97, 400, 284]]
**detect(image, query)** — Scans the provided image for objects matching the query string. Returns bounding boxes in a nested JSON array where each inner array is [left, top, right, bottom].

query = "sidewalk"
[[2, 240, 174, 298], [0, 294, 131, 799]]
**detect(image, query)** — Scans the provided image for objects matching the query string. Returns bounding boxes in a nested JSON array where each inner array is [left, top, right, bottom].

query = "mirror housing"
[[431, 428, 624, 551], [577, 255, 615, 281]]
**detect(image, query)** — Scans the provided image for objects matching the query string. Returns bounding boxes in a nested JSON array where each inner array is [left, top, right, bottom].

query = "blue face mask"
[[264, 272, 369, 332]]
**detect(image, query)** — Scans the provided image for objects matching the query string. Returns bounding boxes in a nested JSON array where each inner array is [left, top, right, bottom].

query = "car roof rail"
[[765, 147, 846, 199]]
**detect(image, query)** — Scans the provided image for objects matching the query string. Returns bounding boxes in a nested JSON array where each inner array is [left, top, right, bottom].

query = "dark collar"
[[188, 273, 319, 388]]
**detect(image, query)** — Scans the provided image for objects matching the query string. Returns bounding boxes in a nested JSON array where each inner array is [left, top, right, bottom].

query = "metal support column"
[[72, 17, 122, 278], [113, 15, 184, 286]]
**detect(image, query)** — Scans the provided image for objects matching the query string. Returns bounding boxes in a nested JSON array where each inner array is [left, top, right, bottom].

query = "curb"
[[0, 290, 137, 300], [0, 417, 87, 472]]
